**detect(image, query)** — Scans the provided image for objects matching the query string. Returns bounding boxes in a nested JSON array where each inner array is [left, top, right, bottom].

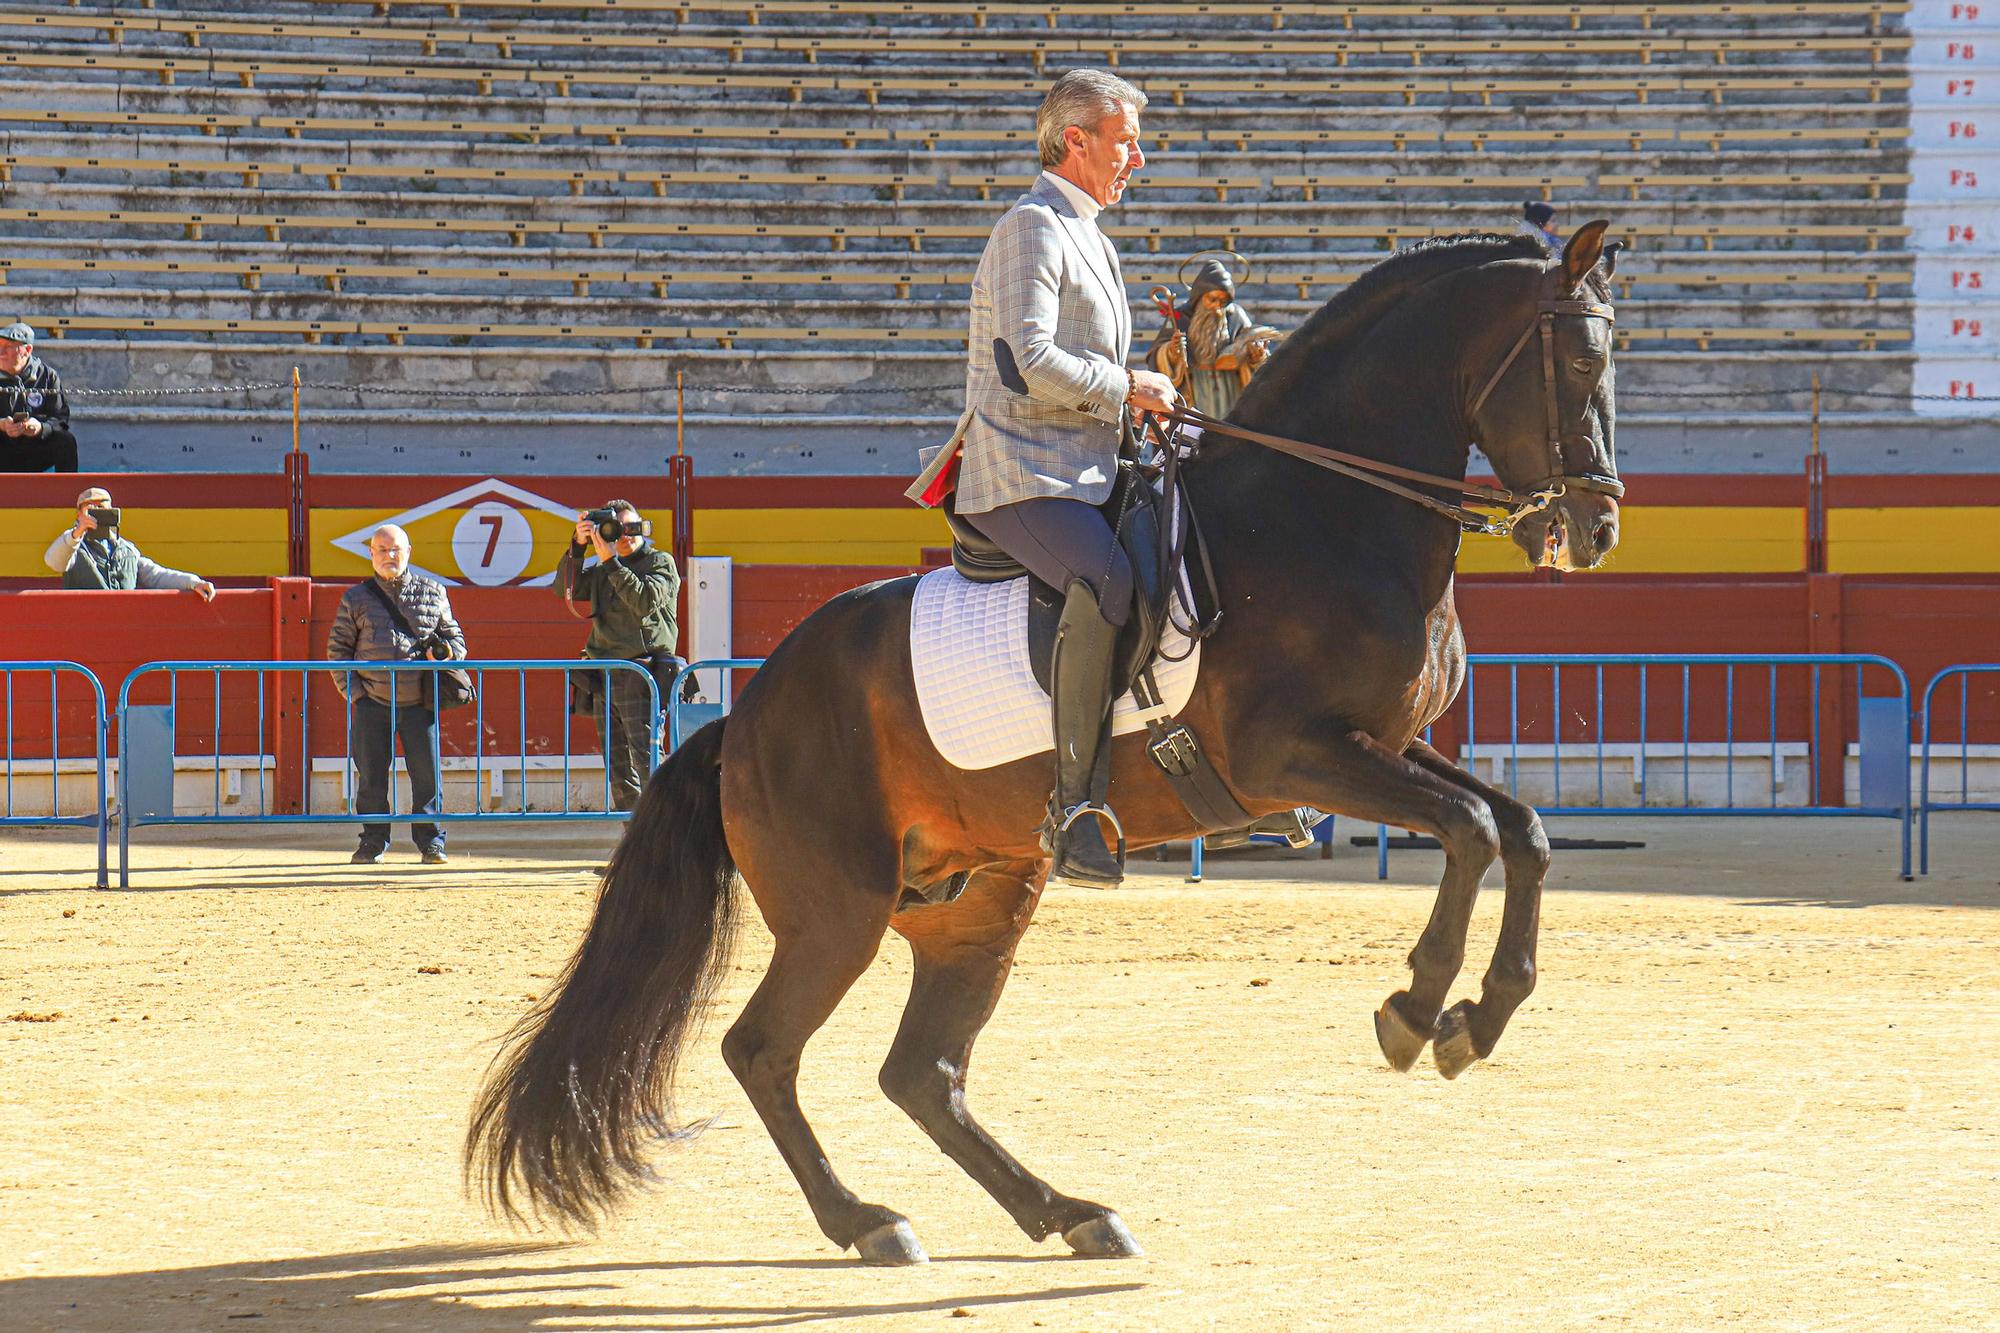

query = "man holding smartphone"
[[44, 486, 216, 600], [0, 322, 78, 473]]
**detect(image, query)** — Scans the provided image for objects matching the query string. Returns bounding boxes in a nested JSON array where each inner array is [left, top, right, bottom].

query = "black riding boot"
[[1042, 578, 1125, 889]]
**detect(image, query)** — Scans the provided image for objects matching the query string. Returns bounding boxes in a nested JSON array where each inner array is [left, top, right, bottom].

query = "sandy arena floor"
[[3, 815, 1998, 1330]]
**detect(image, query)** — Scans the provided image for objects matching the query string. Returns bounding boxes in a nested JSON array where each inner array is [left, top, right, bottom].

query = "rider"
[[906, 69, 1180, 889]]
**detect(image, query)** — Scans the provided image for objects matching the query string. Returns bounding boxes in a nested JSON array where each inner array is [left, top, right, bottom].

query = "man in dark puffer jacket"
[[327, 524, 466, 865], [556, 498, 681, 811]]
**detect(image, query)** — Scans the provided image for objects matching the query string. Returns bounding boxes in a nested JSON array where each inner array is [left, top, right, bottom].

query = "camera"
[[416, 632, 454, 662], [584, 507, 652, 542], [87, 506, 121, 529]]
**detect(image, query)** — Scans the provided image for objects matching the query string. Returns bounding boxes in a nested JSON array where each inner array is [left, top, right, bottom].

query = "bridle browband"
[[1162, 266, 1623, 537]]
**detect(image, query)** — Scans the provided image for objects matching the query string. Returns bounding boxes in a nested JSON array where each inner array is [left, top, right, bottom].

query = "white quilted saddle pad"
[[909, 566, 1201, 771]]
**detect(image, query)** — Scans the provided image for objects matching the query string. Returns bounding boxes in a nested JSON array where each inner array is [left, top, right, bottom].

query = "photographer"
[[0, 322, 77, 473], [46, 486, 216, 599], [556, 499, 681, 812], [327, 524, 466, 866]]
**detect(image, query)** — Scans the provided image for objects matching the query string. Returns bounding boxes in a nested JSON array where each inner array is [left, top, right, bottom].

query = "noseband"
[[1466, 269, 1625, 502]]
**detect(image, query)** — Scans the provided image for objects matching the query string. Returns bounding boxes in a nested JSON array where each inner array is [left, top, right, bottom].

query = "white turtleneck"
[[1039, 169, 1103, 224]]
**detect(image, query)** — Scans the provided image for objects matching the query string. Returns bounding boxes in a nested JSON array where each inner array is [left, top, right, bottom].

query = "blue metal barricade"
[[1369, 653, 1913, 879], [115, 659, 659, 888], [668, 657, 766, 751], [0, 661, 108, 888], [664, 652, 1913, 880], [1918, 663, 2000, 875]]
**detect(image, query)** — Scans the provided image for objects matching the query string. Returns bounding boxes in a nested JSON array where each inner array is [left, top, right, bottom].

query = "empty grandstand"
[[0, 0, 1988, 478]]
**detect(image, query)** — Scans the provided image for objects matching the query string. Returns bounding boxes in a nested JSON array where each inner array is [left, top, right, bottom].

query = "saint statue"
[[1146, 252, 1279, 417]]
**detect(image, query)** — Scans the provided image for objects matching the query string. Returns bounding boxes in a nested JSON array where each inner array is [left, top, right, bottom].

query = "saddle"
[[941, 459, 1168, 701], [935, 432, 1323, 854]]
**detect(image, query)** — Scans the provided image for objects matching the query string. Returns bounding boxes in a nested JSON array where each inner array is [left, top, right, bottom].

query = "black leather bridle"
[[1465, 267, 1625, 504], [1167, 264, 1624, 537]]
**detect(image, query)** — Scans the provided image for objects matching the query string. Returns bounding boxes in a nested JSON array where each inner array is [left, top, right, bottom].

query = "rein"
[[1161, 269, 1623, 538]]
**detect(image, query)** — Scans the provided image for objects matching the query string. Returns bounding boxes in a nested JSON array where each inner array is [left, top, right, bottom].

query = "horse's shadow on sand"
[[0, 1242, 1147, 1331]]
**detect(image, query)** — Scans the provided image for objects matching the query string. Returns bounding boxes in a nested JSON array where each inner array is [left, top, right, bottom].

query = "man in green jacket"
[[556, 499, 682, 811]]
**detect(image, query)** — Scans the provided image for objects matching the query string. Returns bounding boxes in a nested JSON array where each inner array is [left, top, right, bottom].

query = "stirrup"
[[1049, 800, 1128, 882], [1058, 799, 1126, 843], [1203, 807, 1327, 852]]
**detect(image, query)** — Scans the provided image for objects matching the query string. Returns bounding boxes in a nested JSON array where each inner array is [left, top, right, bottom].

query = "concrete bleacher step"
[[3, 38, 1909, 112], [33, 74, 1913, 138], [16, 277, 1917, 328], [7, 126, 1912, 183], [5, 177, 1907, 223]]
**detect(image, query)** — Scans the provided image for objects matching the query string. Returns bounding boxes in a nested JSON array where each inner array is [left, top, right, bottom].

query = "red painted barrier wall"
[[2, 575, 1995, 769]]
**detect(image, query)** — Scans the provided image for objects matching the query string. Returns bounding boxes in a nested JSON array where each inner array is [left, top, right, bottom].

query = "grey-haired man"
[[0, 322, 77, 473], [906, 68, 1179, 889]]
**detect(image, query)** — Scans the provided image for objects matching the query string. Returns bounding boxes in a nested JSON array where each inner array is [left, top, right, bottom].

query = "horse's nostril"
[[1593, 520, 1617, 550]]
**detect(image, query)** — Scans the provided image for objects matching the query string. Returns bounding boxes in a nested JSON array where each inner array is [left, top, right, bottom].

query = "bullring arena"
[[5, 820, 2000, 1327], [4, 0, 2000, 1327]]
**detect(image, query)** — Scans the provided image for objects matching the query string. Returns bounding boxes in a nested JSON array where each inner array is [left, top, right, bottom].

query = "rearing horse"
[[468, 224, 1624, 1264]]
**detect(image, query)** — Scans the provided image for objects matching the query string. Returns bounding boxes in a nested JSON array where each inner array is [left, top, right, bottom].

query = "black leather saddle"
[[942, 460, 1170, 700]]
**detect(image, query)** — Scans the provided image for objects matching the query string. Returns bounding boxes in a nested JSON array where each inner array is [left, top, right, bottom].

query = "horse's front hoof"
[[1063, 1212, 1143, 1259], [1432, 1001, 1481, 1081], [853, 1218, 929, 1266], [1374, 993, 1431, 1072]]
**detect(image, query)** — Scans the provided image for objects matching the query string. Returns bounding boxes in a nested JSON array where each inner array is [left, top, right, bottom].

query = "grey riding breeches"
[[967, 496, 1134, 627]]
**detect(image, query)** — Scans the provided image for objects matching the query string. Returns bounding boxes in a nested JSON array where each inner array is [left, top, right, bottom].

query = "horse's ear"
[[1560, 218, 1611, 292], [1602, 240, 1627, 280]]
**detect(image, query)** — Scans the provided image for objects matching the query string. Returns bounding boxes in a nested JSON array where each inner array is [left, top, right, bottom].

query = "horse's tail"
[[465, 716, 738, 1229]]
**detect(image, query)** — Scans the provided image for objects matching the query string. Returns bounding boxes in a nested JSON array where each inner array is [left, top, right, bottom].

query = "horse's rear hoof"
[[1374, 994, 1430, 1073], [1063, 1212, 1143, 1259], [1432, 1001, 1481, 1081], [854, 1219, 929, 1266]]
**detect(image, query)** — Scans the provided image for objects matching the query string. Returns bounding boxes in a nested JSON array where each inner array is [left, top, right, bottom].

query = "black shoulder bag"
[[363, 579, 477, 710]]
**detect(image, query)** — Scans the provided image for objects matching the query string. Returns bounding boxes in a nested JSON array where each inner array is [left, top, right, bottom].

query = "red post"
[[284, 449, 312, 578], [270, 577, 313, 814], [669, 452, 694, 657], [1807, 572, 1846, 806], [1804, 374, 1826, 575]]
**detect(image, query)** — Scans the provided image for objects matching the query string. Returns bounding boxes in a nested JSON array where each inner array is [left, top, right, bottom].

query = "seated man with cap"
[[0, 322, 77, 473], [44, 486, 216, 600]]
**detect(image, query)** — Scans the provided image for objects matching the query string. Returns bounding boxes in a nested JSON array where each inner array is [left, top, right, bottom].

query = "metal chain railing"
[[65, 379, 2000, 404], [66, 380, 962, 398]]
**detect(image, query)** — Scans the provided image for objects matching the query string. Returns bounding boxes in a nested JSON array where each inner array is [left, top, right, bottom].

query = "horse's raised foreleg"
[[1403, 739, 1548, 1078], [721, 919, 926, 1265], [881, 863, 1141, 1259], [1281, 728, 1501, 1075]]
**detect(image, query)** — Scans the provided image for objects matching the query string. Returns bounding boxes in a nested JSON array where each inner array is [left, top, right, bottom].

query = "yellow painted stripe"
[[6, 502, 1993, 581], [694, 506, 1811, 574], [1596, 505, 1805, 574], [1461, 507, 1803, 574], [694, 506, 950, 566], [1830, 507, 2000, 573], [0, 508, 288, 578]]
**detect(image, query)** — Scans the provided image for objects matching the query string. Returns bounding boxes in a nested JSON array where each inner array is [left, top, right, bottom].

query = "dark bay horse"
[[468, 224, 1624, 1264]]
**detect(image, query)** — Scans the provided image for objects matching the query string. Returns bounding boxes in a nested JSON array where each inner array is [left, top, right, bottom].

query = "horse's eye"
[[1571, 356, 1598, 374]]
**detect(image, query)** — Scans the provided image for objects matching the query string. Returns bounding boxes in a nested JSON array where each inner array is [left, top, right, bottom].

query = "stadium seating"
[[0, 0, 1922, 467]]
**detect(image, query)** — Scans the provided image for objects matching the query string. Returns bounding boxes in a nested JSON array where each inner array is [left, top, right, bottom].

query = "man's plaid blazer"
[[907, 173, 1132, 514]]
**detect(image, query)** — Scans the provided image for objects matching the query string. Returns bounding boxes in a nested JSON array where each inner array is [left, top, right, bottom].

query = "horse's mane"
[[1237, 233, 1551, 415]]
